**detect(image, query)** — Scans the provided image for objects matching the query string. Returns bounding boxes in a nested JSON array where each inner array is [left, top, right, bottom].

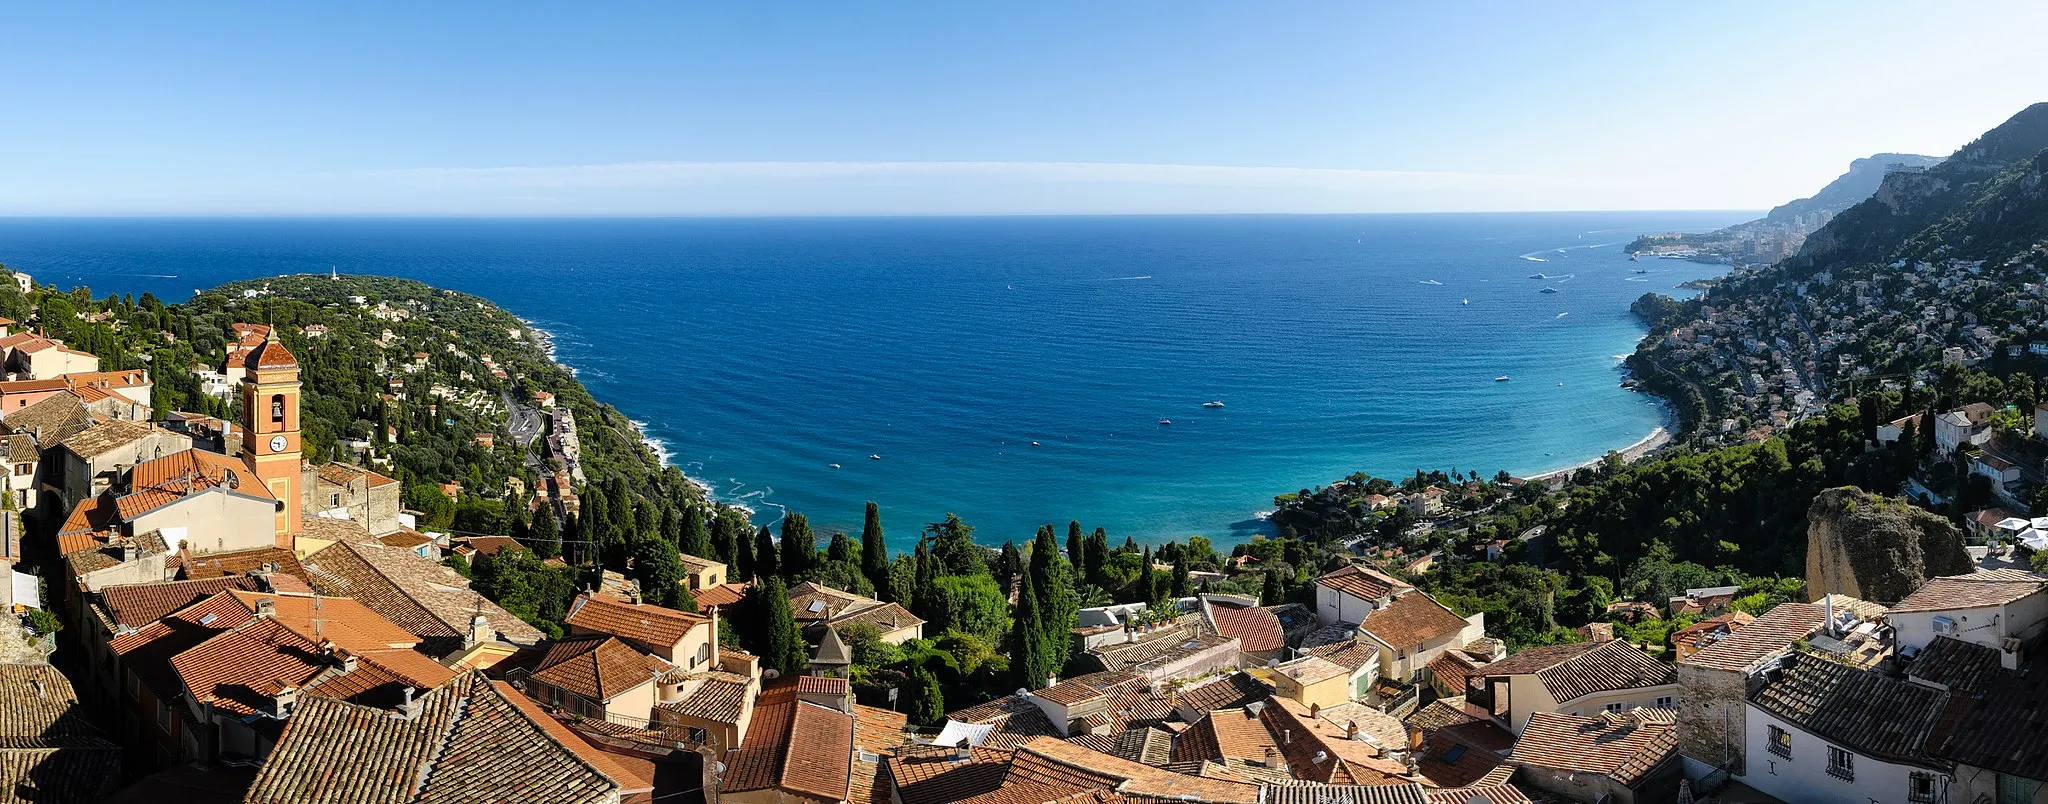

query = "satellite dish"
[[763, 668, 781, 680]]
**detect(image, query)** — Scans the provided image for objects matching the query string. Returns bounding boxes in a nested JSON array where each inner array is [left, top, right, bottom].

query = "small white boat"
[[1031, 441, 1040, 446], [1540, 287, 1560, 294], [1461, 298, 1469, 305], [1556, 312, 1569, 318], [1158, 419, 1172, 425], [1495, 376, 1511, 382], [1419, 279, 1443, 286], [1528, 273, 1547, 279], [1203, 401, 1225, 408], [868, 454, 881, 461], [829, 463, 840, 469]]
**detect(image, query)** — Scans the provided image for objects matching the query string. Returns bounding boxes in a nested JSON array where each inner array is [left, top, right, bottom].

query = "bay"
[[0, 213, 1747, 549]]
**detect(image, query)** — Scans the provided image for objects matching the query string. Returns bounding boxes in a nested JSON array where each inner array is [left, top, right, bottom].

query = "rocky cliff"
[[1804, 487, 1971, 604]]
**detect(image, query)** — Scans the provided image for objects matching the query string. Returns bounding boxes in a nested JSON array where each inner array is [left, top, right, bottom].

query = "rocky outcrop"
[[1805, 487, 1972, 604]]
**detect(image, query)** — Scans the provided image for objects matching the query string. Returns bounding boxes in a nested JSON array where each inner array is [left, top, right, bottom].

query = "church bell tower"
[[240, 327, 302, 549]]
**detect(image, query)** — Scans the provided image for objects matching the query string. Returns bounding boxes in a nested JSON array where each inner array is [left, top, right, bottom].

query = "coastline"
[[524, 314, 747, 515]]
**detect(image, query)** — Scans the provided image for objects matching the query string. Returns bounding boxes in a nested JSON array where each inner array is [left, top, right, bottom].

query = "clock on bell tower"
[[240, 327, 303, 549]]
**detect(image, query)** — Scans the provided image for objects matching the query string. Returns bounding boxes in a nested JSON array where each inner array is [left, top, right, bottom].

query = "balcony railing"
[[1767, 743, 1791, 760], [1826, 763, 1854, 782]]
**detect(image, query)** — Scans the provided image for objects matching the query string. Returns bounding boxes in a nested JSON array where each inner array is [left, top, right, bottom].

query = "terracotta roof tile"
[[1203, 599, 1284, 653], [886, 744, 1013, 804], [0, 664, 122, 803], [1492, 640, 1674, 704], [128, 447, 274, 502], [531, 636, 670, 702], [1172, 672, 1273, 716], [1316, 565, 1411, 602], [1890, 570, 2048, 612], [854, 704, 910, 752], [1263, 783, 1430, 804], [724, 682, 855, 800], [1935, 661, 2048, 780], [56, 419, 154, 459], [301, 540, 543, 649], [100, 577, 264, 629], [564, 592, 709, 649], [1508, 711, 1676, 786], [1421, 783, 1532, 804], [174, 547, 303, 580], [658, 673, 750, 724], [246, 672, 631, 804], [1680, 603, 1823, 672], [1358, 592, 1470, 650], [694, 582, 750, 609]]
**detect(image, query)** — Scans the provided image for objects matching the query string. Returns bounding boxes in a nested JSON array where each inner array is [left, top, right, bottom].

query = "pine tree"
[[529, 507, 561, 559], [682, 507, 714, 559], [1137, 547, 1155, 604], [754, 577, 806, 676], [904, 665, 945, 726], [673, 582, 699, 613], [827, 532, 853, 564], [860, 502, 891, 600], [1010, 569, 1053, 690], [1065, 521, 1083, 567], [754, 526, 780, 579]]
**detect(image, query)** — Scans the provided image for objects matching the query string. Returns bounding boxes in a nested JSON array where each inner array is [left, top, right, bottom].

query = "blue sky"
[[4, 1, 2047, 215]]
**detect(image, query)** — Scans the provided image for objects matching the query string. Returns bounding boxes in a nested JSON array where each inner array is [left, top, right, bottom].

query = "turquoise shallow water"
[[0, 213, 1746, 549]]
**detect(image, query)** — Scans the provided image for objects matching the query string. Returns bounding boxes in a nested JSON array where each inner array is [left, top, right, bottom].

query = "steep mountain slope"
[[1763, 153, 1943, 222], [1795, 102, 2048, 270]]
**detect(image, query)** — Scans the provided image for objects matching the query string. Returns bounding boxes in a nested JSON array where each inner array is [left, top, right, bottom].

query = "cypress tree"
[[997, 541, 1021, 592], [1010, 569, 1053, 690], [1122, 536, 1139, 553], [1084, 528, 1108, 588], [507, 499, 530, 541], [1065, 521, 1083, 567], [780, 513, 814, 578], [1029, 525, 1077, 671], [827, 532, 853, 564], [732, 519, 756, 582], [682, 507, 714, 559], [911, 537, 937, 620], [630, 535, 683, 608], [754, 526, 779, 579], [1136, 547, 1155, 604], [582, 492, 609, 565], [529, 507, 561, 559], [860, 502, 890, 599], [672, 582, 699, 613], [905, 665, 945, 726], [1171, 552, 1191, 598], [1261, 569, 1285, 606], [754, 577, 806, 676]]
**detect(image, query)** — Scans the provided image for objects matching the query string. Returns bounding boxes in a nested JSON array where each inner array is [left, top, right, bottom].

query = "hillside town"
[[0, 300, 2039, 803]]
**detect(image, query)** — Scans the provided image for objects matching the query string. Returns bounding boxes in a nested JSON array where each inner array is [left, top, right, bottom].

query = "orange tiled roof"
[[1205, 599, 1284, 653], [1890, 570, 2048, 612], [174, 547, 303, 580], [724, 681, 855, 800], [1315, 565, 1410, 602], [1357, 592, 1469, 650], [659, 672, 750, 724], [531, 636, 670, 703], [695, 582, 750, 609], [245, 333, 298, 370], [99, 577, 262, 629], [564, 592, 708, 649]]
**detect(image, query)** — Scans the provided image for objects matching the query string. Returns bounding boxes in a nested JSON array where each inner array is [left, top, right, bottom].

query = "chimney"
[[119, 542, 136, 563], [254, 598, 277, 618], [465, 614, 492, 649], [272, 683, 299, 716], [1283, 728, 1291, 745], [1263, 746, 1280, 768], [952, 740, 972, 762], [1046, 673, 1058, 690], [1345, 720, 1359, 741], [341, 652, 359, 673], [1309, 702, 1320, 719], [395, 686, 423, 720], [1407, 724, 1425, 753], [626, 585, 641, 605]]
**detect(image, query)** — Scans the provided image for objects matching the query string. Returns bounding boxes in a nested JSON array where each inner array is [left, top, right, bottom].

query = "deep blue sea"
[[0, 213, 1747, 549]]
